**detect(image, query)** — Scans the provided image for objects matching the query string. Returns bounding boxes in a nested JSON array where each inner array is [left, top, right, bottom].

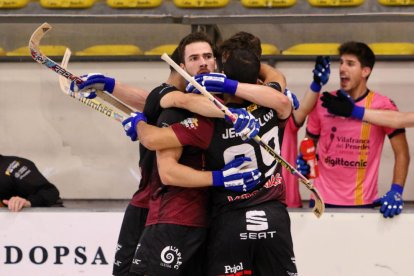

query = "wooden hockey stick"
[[58, 48, 132, 122], [161, 53, 325, 218], [29, 22, 134, 122]]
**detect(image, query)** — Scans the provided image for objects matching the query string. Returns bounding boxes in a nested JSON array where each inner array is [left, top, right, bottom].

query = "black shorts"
[[207, 201, 297, 276], [130, 224, 207, 276], [112, 204, 149, 276]]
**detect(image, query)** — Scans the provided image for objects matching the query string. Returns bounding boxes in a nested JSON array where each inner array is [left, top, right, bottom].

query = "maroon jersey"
[[171, 103, 287, 217], [145, 109, 214, 227]]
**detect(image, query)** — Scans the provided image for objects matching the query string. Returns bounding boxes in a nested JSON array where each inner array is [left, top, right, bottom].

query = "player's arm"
[[362, 109, 414, 128], [156, 147, 260, 192], [373, 132, 410, 218], [389, 133, 410, 189], [294, 56, 331, 125], [321, 91, 414, 128], [186, 74, 291, 119], [112, 81, 148, 111], [137, 121, 182, 150], [259, 63, 286, 92], [3, 160, 59, 211], [156, 147, 212, 187], [160, 91, 224, 119]]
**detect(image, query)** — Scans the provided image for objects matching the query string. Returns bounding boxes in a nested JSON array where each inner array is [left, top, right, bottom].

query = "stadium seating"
[[173, 0, 229, 8], [378, 0, 414, 6], [40, 0, 96, 8], [282, 43, 340, 55], [107, 0, 162, 8], [75, 44, 143, 56], [368, 42, 414, 55], [308, 0, 364, 7], [261, 43, 281, 55], [6, 45, 67, 56], [241, 0, 296, 8], [144, 44, 178, 55], [0, 0, 29, 8]]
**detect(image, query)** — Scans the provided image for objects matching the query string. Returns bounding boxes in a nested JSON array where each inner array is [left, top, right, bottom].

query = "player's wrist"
[[350, 105, 365, 120], [310, 81, 321, 93], [391, 183, 404, 195], [104, 77, 116, 93], [212, 171, 223, 187], [227, 79, 238, 95]]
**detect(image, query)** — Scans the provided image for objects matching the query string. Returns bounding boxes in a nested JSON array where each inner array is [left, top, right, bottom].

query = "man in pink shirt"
[[297, 41, 409, 218]]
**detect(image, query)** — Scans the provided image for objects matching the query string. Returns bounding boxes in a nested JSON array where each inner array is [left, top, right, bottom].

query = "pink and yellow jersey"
[[281, 117, 302, 208], [306, 90, 402, 206]]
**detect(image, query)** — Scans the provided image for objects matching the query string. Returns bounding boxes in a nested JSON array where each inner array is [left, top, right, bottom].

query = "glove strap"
[[227, 79, 238, 95], [351, 105, 365, 120], [391, 183, 404, 195], [310, 81, 321, 93], [212, 171, 223, 187], [105, 77, 116, 93]]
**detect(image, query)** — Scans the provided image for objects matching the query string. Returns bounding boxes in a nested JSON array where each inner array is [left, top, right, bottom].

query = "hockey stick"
[[161, 53, 324, 218], [59, 48, 132, 122], [29, 22, 134, 122]]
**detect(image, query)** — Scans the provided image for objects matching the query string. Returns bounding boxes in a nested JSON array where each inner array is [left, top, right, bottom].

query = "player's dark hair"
[[169, 47, 181, 72], [217, 32, 261, 71], [339, 41, 376, 71], [223, 48, 260, 84]]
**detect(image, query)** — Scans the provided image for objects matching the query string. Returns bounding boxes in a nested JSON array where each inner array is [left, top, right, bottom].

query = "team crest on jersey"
[[246, 103, 258, 113], [160, 246, 183, 270], [179, 118, 199, 129]]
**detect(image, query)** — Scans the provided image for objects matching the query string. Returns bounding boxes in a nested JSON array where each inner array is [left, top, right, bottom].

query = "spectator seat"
[[241, 0, 296, 8], [282, 43, 340, 55], [107, 0, 162, 8], [369, 42, 414, 55], [144, 44, 178, 55], [0, 0, 29, 8], [6, 45, 67, 56], [308, 0, 364, 7], [378, 0, 414, 6], [173, 0, 229, 8], [261, 43, 281, 55], [75, 44, 143, 56], [40, 0, 96, 8]]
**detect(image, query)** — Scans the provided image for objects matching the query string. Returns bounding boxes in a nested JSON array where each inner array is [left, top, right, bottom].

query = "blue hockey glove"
[[226, 108, 260, 141], [310, 56, 330, 93], [70, 73, 115, 98], [373, 184, 404, 218], [186, 73, 238, 95], [285, 88, 299, 110], [122, 112, 147, 141], [321, 90, 365, 120], [212, 157, 261, 193], [296, 153, 310, 177]]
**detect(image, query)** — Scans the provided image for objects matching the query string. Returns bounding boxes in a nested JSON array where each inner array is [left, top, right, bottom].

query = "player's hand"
[[373, 184, 404, 218], [296, 153, 310, 177], [212, 157, 261, 193], [122, 112, 147, 141], [321, 91, 365, 120], [70, 73, 115, 98], [3, 196, 31, 212], [310, 56, 330, 92], [285, 88, 299, 110], [227, 108, 260, 141], [186, 73, 238, 95]]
